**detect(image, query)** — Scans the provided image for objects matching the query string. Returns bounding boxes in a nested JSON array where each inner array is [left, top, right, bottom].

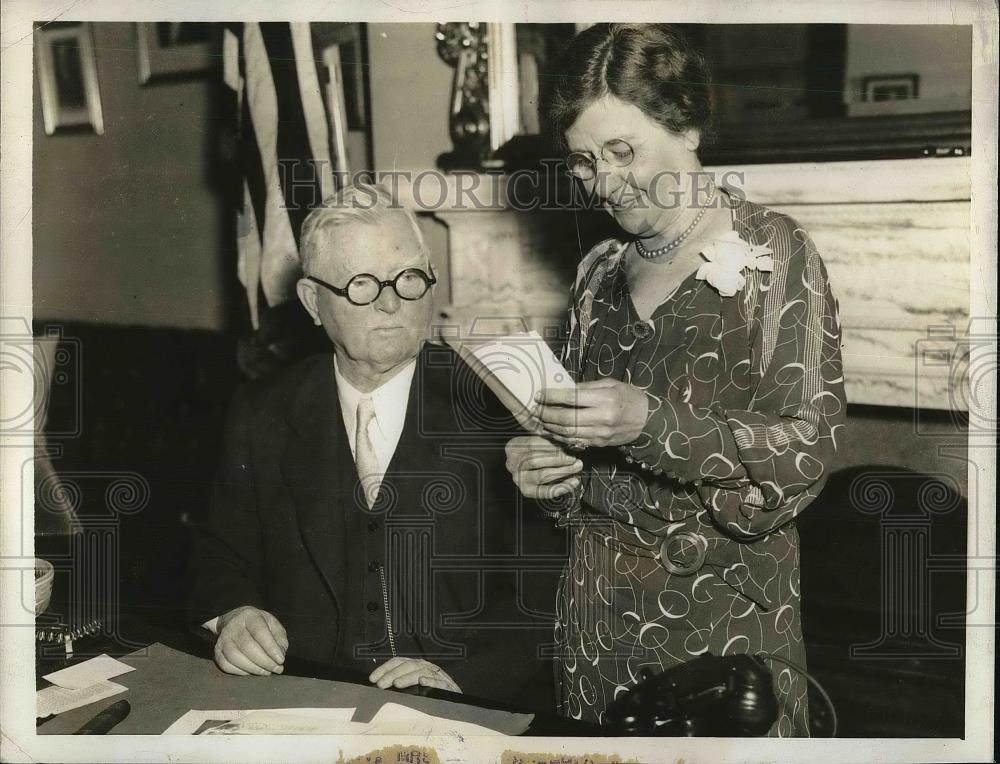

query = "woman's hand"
[[534, 379, 649, 449], [505, 435, 583, 500]]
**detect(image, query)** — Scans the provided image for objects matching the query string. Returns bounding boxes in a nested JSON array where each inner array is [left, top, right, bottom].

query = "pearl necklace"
[[634, 182, 716, 260]]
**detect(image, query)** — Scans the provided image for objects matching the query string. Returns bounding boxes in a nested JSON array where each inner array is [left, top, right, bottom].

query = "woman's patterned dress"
[[552, 194, 847, 736]]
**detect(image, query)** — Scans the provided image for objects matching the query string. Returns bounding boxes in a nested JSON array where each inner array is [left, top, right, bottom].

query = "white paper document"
[[363, 702, 511, 737], [36, 680, 128, 718], [162, 704, 509, 736], [448, 331, 575, 421], [43, 653, 135, 689], [163, 707, 362, 735], [162, 709, 250, 734]]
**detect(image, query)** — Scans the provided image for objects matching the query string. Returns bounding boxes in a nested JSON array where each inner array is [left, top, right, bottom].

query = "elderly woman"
[[505, 24, 847, 736]]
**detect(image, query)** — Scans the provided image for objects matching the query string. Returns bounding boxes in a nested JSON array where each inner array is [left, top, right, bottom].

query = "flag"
[[223, 22, 345, 329]]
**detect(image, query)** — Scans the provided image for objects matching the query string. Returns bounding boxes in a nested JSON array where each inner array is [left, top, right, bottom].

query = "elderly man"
[[188, 183, 560, 707]]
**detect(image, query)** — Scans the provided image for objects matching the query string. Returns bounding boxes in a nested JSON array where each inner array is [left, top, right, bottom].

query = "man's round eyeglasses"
[[308, 268, 436, 306], [565, 138, 635, 181]]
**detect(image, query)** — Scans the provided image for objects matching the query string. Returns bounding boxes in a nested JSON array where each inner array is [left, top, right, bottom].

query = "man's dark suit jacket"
[[188, 343, 563, 710]]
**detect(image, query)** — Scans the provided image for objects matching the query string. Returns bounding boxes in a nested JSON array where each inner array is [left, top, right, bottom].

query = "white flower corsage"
[[695, 231, 774, 297]]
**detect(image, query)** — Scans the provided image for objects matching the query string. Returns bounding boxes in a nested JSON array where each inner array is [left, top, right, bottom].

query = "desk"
[[36, 613, 603, 736], [38, 643, 535, 735]]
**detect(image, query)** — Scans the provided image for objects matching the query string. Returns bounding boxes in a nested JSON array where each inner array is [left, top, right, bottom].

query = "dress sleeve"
[[561, 239, 621, 379], [546, 241, 620, 523], [622, 216, 847, 540]]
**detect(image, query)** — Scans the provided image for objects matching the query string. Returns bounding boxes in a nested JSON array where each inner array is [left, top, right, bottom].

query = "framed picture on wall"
[[34, 22, 105, 136], [136, 22, 215, 84], [863, 73, 920, 102]]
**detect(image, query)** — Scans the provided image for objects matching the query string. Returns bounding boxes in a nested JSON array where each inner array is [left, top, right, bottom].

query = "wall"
[[33, 23, 229, 331], [367, 22, 455, 308], [367, 23, 453, 173], [834, 406, 969, 496], [844, 25, 973, 113], [32, 22, 456, 332]]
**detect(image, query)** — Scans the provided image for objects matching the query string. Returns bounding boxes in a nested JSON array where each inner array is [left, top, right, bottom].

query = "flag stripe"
[[235, 21, 353, 319], [243, 22, 299, 308], [290, 22, 336, 200], [222, 25, 241, 92], [259, 22, 322, 248], [238, 29, 267, 251], [309, 26, 343, 181], [237, 180, 264, 329]]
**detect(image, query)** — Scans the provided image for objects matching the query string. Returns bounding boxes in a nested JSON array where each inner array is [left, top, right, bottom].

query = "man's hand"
[[505, 435, 582, 500], [369, 657, 462, 693], [213, 606, 288, 676]]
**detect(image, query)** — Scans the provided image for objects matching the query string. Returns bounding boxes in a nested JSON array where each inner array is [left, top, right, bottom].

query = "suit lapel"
[[280, 355, 354, 609]]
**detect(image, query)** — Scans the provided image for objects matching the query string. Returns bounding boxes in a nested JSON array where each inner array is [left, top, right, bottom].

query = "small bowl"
[[35, 558, 54, 614]]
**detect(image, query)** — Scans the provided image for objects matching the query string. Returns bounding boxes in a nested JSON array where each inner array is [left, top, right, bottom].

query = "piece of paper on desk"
[[163, 707, 362, 735], [446, 331, 574, 422], [363, 702, 513, 737], [43, 653, 135, 689], [164, 705, 512, 736], [162, 709, 250, 734], [37, 680, 127, 718]]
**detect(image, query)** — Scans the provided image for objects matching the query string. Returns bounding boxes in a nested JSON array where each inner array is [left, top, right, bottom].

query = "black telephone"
[[603, 653, 779, 736]]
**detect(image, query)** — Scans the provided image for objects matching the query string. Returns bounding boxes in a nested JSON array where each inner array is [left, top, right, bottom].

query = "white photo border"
[[2, 1, 995, 762]]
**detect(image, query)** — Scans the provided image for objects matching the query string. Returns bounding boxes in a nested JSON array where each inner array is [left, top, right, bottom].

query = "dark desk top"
[[38, 643, 540, 735], [36, 611, 603, 737]]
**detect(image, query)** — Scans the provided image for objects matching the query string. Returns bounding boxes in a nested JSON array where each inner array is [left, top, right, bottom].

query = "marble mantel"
[[395, 157, 972, 410]]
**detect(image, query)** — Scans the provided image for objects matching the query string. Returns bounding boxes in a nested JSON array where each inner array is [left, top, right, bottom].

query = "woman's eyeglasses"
[[565, 138, 635, 181], [308, 267, 436, 306]]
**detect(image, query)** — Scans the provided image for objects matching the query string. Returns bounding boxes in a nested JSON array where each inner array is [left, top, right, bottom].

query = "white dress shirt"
[[203, 356, 417, 635], [333, 356, 415, 476]]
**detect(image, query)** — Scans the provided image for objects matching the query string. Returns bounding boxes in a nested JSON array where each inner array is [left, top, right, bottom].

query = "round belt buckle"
[[658, 528, 708, 576]]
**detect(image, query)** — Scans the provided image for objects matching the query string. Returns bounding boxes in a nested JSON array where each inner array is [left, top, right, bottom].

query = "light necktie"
[[354, 396, 380, 509]]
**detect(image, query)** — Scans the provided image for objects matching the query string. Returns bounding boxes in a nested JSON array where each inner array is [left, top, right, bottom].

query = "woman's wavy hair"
[[542, 24, 712, 153]]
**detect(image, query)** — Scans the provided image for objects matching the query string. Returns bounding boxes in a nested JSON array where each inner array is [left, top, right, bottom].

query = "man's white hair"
[[299, 182, 428, 275]]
